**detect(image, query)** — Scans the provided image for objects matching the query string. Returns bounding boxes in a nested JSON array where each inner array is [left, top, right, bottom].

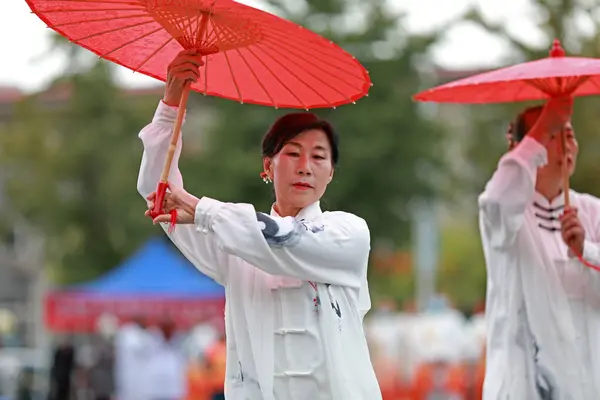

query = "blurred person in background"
[[364, 299, 411, 400], [48, 336, 75, 400], [147, 318, 186, 400], [185, 321, 220, 364], [204, 335, 226, 400], [471, 346, 486, 400], [114, 316, 154, 400], [411, 361, 466, 400], [368, 339, 404, 400], [479, 97, 600, 398], [137, 49, 381, 400], [364, 299, 404, 363], [88, 336, 114, 400], [185, 354, 212, 400], [16, 367, 35, 400], [459, 302, 486, 400], [407, 298, 470, 375], [184, 336, 226, 400]]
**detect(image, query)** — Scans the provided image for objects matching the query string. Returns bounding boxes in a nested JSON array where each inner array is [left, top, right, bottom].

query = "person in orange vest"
[[472, 346, 486, 400], [204, 336, 226, 400], [411, 358, 467, 400], [185, 355, 212, 400], [371, 354, 401, 400], [185, 335, 227, 400]]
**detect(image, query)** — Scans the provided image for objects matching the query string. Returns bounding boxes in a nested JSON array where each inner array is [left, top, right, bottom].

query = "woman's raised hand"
[[163, 49, 205, 107]]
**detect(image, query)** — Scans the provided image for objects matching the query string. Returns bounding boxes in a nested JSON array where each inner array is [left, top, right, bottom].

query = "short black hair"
[[262, 112, 339, 167], [511, 105, 544, 143]]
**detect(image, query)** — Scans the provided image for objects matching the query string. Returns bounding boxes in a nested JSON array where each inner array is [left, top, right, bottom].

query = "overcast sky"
[[1, 0, 544, 93]]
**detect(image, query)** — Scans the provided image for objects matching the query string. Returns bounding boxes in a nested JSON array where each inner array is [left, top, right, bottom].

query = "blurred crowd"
[[42, 317, 227, 400], [365, 298, 486, 400], [10, 296, 486, 400]]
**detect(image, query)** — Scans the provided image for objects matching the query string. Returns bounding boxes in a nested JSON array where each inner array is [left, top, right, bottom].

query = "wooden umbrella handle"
[[149, 80, 192, 219], [560, 128, 570, 207], [146, 13, 208, 225], [526, 80, 572, 207]]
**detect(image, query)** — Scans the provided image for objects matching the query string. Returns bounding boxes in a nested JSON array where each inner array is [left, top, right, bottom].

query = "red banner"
[[44, 292, 225, 333]]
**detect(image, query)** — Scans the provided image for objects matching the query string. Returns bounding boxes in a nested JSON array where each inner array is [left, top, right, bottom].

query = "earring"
[[260, 172, 272, 184]]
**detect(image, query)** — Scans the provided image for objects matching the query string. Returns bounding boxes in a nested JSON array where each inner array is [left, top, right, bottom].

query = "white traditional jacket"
[[479, 136, 600, 400], [137, 101, 382, 400]]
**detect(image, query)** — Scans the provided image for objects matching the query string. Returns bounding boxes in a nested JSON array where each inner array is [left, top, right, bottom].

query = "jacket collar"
[[269, 201, 322, 220]]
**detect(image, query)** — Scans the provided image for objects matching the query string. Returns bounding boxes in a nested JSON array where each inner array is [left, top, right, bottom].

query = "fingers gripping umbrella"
[[414, 39, 600, 270], [27, 0, 372, 225]]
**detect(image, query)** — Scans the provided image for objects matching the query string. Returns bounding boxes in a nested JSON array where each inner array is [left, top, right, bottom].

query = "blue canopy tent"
[[45, 236, 225, 332], [70, 236, 224, 297]]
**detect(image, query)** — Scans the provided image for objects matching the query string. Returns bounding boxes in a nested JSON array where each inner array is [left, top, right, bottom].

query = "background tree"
[[437, 220, 486, 313], [1, 0, 462, 304], [0, 53, 157, 284]]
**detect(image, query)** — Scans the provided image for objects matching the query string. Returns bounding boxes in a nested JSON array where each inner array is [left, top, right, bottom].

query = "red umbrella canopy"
[[413, 40, 600, 104], [27, 0, 371, 109]]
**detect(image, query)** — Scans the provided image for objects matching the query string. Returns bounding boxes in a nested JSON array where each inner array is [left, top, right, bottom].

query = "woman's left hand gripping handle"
[[147, 181, 178, 233]]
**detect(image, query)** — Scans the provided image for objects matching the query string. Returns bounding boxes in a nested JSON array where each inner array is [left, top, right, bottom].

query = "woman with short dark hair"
[[137, 49, 382, 400]]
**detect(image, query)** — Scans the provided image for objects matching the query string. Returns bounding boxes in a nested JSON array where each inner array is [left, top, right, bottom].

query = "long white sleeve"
[[478, 137, 548, 248], [194, 197, 370, 288], [583, 242, 600, 264], [577, 194, 600, 267], [581, 239, 600, 296], [137, 101, 229, 285]]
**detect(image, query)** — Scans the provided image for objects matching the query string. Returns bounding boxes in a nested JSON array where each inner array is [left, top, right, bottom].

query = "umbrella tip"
[[550, 39, 565, 57]]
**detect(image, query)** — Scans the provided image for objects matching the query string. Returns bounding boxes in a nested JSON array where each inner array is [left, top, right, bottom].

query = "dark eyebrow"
[[285, 141, 328, 152], [285, 141, 301, 148]]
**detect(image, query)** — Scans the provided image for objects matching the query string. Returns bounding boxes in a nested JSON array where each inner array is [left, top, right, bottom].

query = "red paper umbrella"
[[27, 0, 371, 224], [414, 39, 600, 272], [413, 40, 600, 208], [27, 0, 371, 109], [414, 40, 600, 103]]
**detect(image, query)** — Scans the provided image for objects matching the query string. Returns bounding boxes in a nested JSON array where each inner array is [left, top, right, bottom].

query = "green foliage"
[[369, 255, 416, 307], [0, 62, 157, 284], [437, 219, 486, 312]]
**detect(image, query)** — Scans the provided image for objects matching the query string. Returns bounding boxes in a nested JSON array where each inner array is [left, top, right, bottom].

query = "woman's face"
[[264, 129, 334, 216]]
